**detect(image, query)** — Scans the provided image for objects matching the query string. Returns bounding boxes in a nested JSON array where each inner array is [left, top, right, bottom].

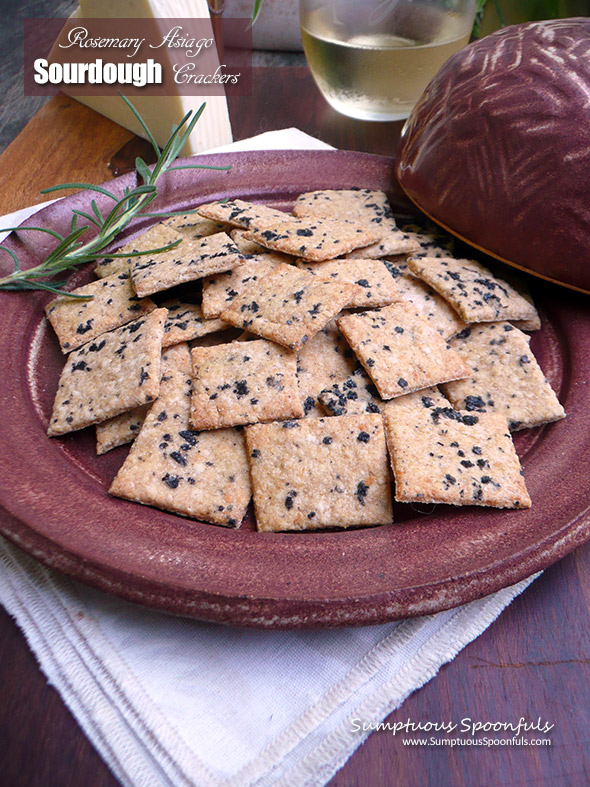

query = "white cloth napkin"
[[0, 128, 539, 787]]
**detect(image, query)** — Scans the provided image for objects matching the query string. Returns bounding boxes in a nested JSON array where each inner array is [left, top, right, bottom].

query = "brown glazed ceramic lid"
[[396, 18, 590, 294]]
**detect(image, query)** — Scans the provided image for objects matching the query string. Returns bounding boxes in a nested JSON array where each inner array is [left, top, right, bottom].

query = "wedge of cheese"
[[62, 0, 233, 155]]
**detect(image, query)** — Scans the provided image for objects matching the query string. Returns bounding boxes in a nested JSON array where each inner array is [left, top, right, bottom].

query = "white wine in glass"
[[300, 0, 476, 121]]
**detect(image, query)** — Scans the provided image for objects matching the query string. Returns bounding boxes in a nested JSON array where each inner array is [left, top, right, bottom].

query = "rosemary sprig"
[[0, 95, 230, 298]]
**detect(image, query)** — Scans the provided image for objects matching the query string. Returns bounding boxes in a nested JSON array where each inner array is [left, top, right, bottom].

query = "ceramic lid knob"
[[396, 18, 590, 294]]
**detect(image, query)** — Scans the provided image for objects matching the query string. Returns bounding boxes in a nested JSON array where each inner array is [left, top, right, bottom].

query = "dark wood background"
[[1, 4, 589, 787]]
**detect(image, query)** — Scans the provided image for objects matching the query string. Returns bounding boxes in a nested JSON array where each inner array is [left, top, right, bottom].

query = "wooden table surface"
[[1, 67, 589, 787]]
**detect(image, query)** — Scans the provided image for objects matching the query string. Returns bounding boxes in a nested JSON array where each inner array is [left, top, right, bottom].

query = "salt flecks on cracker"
[[383, 260, 467, 339], [295, 317, 357, 416], [202, 255, 283, 319], [94, 224, 182, 279], [45, 270, 155, 353], [220, 263, 358, 351], [96, 404, 150, 455], [48, 308, 167, 437], [130, 232, 245, 298], [406, 256, 539, 324], [384, 391, 531, 509], [296, 260, 403, 309], [161, 300, 228, 347], [246, 414, 393, 531], [441, 322, 565, 430], [189, 339, 303, 430], [338, 303, 468, 400], [109, 342, 251, 526]]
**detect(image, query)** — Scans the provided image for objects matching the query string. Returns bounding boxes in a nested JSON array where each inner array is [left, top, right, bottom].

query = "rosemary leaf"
[[251, 0, 264, 26]]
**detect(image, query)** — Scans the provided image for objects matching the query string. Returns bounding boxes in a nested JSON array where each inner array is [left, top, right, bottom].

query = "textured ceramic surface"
[[396, 19, 590, 294], [0, 150, 588, 629]]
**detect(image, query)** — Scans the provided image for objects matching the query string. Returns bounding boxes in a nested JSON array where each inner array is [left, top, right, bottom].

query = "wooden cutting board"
[[0, 94, 135, 216]]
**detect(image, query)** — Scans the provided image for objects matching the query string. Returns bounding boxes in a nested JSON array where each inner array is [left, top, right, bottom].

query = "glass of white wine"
[[300, 0, 477, 121]]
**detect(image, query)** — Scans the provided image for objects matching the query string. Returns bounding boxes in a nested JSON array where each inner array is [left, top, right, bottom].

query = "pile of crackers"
[[45, 189, 566, 531]]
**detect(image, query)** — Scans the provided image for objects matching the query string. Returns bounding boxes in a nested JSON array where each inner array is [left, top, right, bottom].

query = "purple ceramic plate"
[[0, 150, 588, 629]]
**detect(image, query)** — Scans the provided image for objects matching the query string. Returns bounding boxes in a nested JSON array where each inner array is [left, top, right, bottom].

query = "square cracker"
[[296, 318, 357, 416], [292, 189, 419, 259], [383, 260, 467, 339], [94, 224, 182, 279], [189, 339, 303, 430], [130, 232, 244, 298], [198, 198, 291, 229], [200, 199, 382, 261], [242, 215, 381, 262], [338, 303, 468, 400], [383, 392, 531, 509], [202, 255, 283, 319], [511, 315, 542, 332], [230, 229, 271, 256], [220, 263, 358, 351], [296, 260, 403, 309], [109, 343, 251, 526], [406, 256, 539, 324], [48, 308, 167, 437], [318, 364, 383, 417], [246, 413, 393, 531], [189, 328, 245, 348], [292, 189, 395, 222], [441, 322, 565, 430], [45, 270, 155, 353], [96, 404, 150, 455], [161, 300, 227, 347], [500, 273, 541, 331]]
